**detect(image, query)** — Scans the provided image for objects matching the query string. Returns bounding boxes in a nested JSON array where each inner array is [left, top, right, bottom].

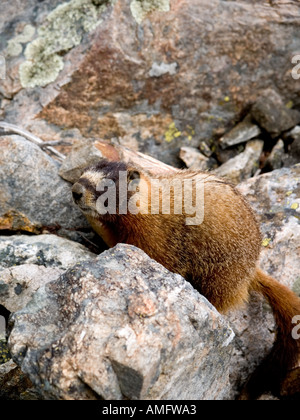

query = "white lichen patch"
[[6, 24, 36, 58], [149, 62, 178, 78], [20, 39, 64, 89], [19, 0, 110, 88], [130, 0, 170, 25]]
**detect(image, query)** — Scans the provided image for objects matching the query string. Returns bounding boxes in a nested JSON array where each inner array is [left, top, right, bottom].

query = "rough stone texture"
[[227, 164, 300, 398], [0, 234, 96, 313], [264, 139, 286, 171], [0, 135, 90, 236], [179, 146, 213, 171], [0, 359, 38, 400], [219, 115, 261, 149], [0, 265, 63, 313], [9, 244, 234, 401], [251, 89, 300, 138], [0, 234, 96, 270], [0, 339, 10, 365], [214, 140, 263, 184], [58, 140, 103, 183], [18, 0, 111, 89], [1, 0, 300, 166], [283, 126, 300, 168]]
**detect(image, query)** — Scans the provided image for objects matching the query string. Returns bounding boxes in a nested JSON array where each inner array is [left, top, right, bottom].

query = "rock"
[[219, 115, 261, 149], [2, 0, 300, 166], [264, 139, 286, 171], [199, 141, 213, 158], [0, 265, 63, 313], [179, 146, 212, 171], [0, 359, 37, 400], [0, 234, 96, 270], [283, 126, 300, 167], [227, 164, 300, 399], [0, 234, 96, 313], [251, 89, 300, 138], [289, 132, 300, 161], [0, 339, 10, 365], [58, 140, 103, 184], [8, 244, 234, 400], [0, 135, 90, 237], [215, 143, 245, 165], [214, 140, 263, 184]]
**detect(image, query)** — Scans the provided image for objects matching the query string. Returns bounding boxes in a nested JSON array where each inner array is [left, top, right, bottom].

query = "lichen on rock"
[[6, 24, 36, 58], [19, 0, 111, 88], [20, 38, 65, 89], [130, 0, 170, 24]]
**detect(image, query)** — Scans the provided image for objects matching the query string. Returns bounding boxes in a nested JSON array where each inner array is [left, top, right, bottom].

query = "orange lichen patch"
[[0, 210, 41, 234], [127, 295, 157, 319]]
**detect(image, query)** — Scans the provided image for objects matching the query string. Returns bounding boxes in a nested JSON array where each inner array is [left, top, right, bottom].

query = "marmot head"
[[72, 159, 143, 219]]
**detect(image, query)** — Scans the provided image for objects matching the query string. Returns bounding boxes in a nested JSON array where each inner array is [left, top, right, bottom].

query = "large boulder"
[[1, 0, 300, 166], [0, 135, 90, 238], [0, 233, 96, 398], [8, 244, 234, 400]]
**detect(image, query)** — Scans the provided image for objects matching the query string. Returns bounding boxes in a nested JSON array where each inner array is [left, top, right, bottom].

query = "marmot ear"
[[127, 169, 141, 183]]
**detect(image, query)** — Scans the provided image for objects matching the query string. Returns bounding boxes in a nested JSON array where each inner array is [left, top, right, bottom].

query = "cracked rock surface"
[[8, 244, 234, 400]]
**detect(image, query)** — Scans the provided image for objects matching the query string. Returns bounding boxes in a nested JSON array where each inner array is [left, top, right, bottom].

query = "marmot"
[[72, 159, 300, 398]]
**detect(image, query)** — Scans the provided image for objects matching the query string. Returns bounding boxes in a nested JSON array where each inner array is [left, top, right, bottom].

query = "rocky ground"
[[0, 0, 299, 400]]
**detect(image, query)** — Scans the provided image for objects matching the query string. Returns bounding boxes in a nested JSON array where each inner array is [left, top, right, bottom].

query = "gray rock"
[[283, 126, 300, 167], [179, 146, 211, 171], [0, 234, 96, 313], [0, 264, 63, 313], [214, 140, 264, 184], [58, 140, 103, 184], [227, 164, 300, 398], [251, 89, 300, 138], [219, 115, 261, 149], [0, 135, 90, 236], [0, 234, 96, 270], [286, 125, 300, 140], [9, 244, 234, 400], [199, 141, 213, 158], [264, 139, 286, 171]]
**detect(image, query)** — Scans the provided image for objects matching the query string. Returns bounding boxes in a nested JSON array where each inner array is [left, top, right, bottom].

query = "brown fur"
[[72, 159, 300, 398]]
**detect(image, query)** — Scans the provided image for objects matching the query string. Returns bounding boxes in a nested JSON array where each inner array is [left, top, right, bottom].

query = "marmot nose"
[[72, 183, 84, 204]]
